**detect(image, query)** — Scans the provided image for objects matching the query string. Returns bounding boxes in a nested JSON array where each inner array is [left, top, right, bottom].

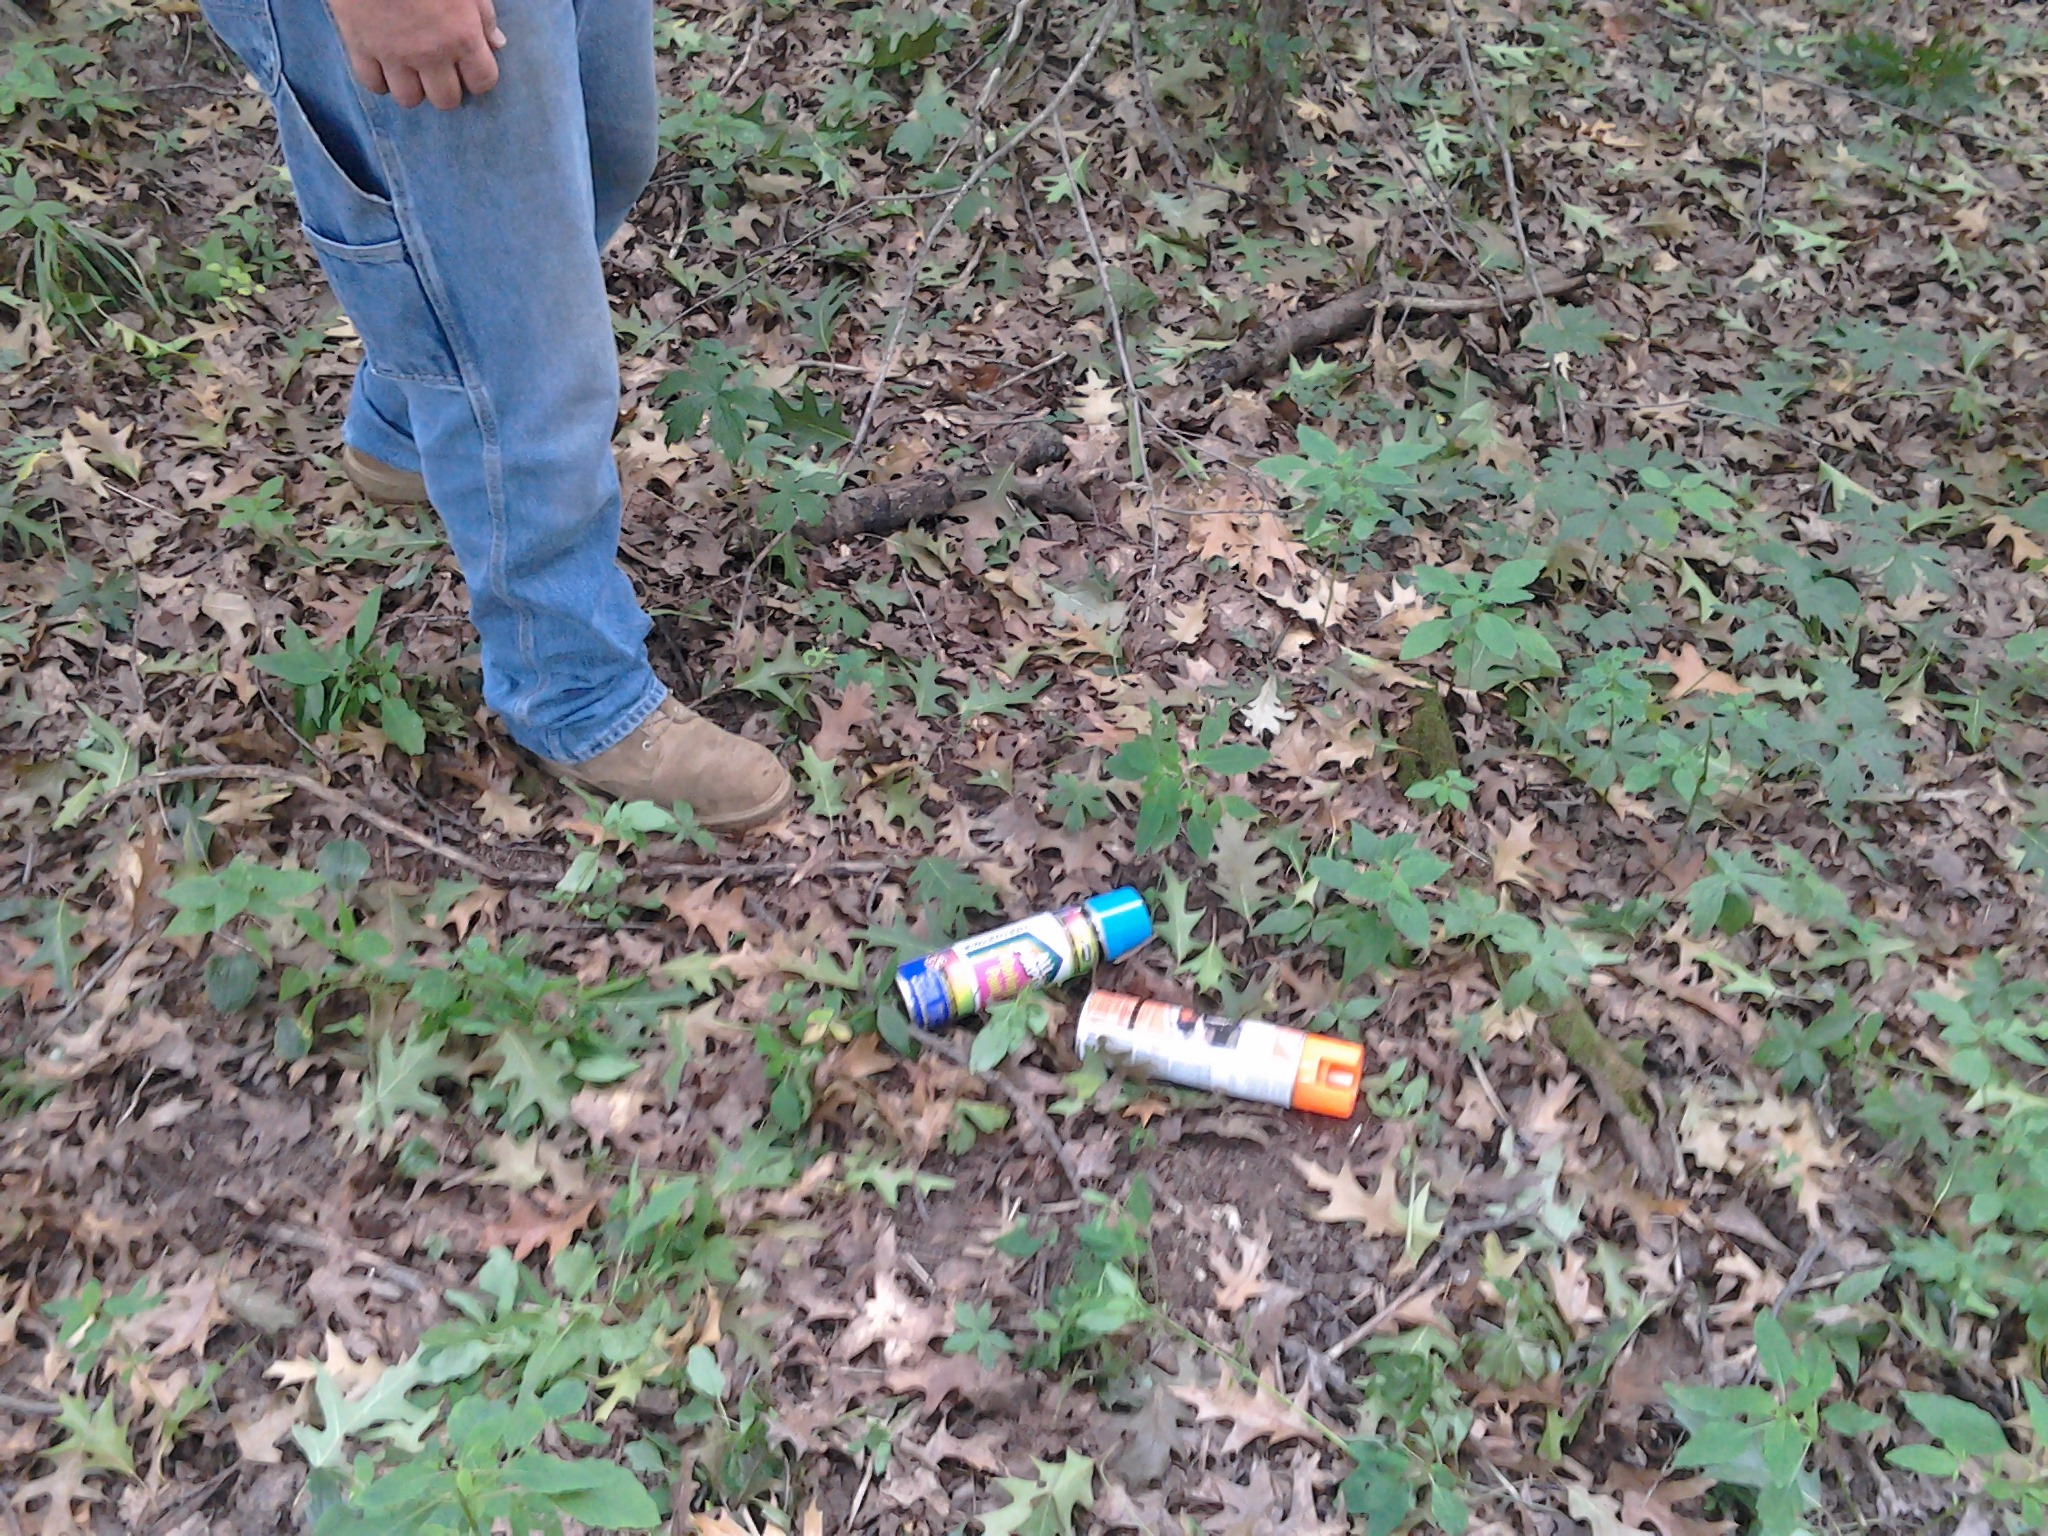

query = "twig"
[[91, 765, 904, 886], [262, 1221, 438, 1296], [845, 3, 1118, 464], [1200, 269, 1584, 387], [1121, 0, 1191, 188], [1769, 1238, 1829, 1318], [0, 1390, 57, 1418], [1626, 962, 1746, 1035], [1326, 1215, 1518, 1359], [916, 1030, 1086, 1198], [1453, 19, 1553, 330], [973, 0, 1033, 116], [1052, 114, 1158, 576], [36, 921, 159, 1034], [142, 1465, 238, 1535], [720, 4, 764, 91], [99, 765, 522, 884]]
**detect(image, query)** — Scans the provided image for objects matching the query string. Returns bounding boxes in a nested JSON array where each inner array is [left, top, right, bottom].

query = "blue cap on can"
[[1084, 887, 1153, 961], [895, 955, 952, 1029]]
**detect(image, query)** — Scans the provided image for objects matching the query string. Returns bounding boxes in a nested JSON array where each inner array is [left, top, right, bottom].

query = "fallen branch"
[[804, 420, 1089, 543], [1198, 268, 1587, 388], [93, 766, 902, 887]]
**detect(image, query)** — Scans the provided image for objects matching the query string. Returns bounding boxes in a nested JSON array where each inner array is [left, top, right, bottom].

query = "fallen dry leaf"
[[1171, 1367, 1319, 1455]]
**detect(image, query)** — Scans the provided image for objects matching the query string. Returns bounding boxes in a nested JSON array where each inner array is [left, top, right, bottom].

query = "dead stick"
[[917, 1030, 1086, 1199], [805, 467, 1088, 545], [1200, 269, 1586, 388], [92, 766, 901, 886]]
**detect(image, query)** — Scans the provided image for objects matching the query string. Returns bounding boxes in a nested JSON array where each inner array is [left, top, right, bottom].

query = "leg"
[[343, 0, 652, 475], [203, 0, 663, 763], [577, 0, 658, 247]]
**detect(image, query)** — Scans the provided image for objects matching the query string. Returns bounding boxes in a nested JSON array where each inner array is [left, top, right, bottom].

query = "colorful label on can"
[[1075, 993, 1307, 1107], [897, 906, 1098, 1027]]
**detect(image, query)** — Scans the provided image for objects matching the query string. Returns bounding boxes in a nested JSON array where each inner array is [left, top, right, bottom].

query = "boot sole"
[[547, 764, 797, 835], [692, 771, 797, 834], [341, 445, 429, 506]]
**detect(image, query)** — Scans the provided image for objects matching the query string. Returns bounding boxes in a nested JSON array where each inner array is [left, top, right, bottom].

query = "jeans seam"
[[351, 98, 547, 739]]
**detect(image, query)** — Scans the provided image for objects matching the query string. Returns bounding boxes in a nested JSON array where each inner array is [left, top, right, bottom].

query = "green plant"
[[254, 587, 429, 753], [312, 1386, 659, 1534], [1258, 426, 1435, 558], [1286, 826, 1449, 980], [44, 1280, 159, 1378], [944, 1301, 1014, 1368], [1521, 648, 1748, 818], [1404, 769, 1475, 813], [165, 854, 324, 963], [217, 475, 296, 547], [1875, 960, 2048, 1343], [1105, 705, 1266, 859], [1341, 1328, 1473, 1536], [1834, 28, 1986, 118], [1401, 560, 1562, 691], [1026, 1179, 1155, 1370], [1665, 1314, 1866, 1536], [0, 34, 137, 126], [977, 1451, 1094, 1536], [0, 167, 158, 333], [179, 208, 290, 308]]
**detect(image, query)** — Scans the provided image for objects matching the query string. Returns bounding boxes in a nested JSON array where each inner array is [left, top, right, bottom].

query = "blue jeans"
[[200, 0, 666, 763]]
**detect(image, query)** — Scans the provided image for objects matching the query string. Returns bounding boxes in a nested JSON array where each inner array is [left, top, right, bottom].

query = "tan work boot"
[[546, 696, 794, 833], [341, 444, 429, 506]]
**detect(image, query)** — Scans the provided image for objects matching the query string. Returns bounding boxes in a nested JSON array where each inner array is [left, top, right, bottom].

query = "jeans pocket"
[[300, 227, 464, 387]]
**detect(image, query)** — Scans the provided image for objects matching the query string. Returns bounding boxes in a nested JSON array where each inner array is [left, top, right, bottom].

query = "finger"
[[349, 47, 390, 95], [476, 0, 506, 49], [458, 43, 500, 98], [420, 61, 465, 111], [386, 63, 427, 109]]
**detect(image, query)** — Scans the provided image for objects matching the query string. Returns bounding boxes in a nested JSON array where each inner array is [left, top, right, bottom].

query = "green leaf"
[[352, 1033, 454, 1149], [910, 856, 1001, 934], [977, 1451, 1094, 1536], [204, 951, 262, 1012], [378, 694, 425, 755], [52, 1394, 135, 1476], [1522, 304, 1612, 357], [1341, 1437, 1416, 1536], [1887, 1443, 1963, 1478], [969, 995, 1046, 1074], [488, 1028, 576, 1129], [1189, 743, 1269, 776], [1399, 615, 1456, 660], [798, 744, 846, 817], [1752, 1312, 1799, 1389], [510, 1453, 661, 1528], [685, 1343, 725, 1400], [655, 339, 776, 464], [1822, 1401, 1890, 1437], [1901, 1391, 2011, 1460]]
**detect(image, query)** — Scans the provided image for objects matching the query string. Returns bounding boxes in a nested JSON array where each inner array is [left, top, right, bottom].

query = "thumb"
[[478, 0, 506, 48]]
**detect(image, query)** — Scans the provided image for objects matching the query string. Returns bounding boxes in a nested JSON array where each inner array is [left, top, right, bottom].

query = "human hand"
[[328, 0, 507, 112]]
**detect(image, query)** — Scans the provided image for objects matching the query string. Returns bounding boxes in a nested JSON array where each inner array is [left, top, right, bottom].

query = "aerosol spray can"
[[895, 888, 1153, 1029], [1076, 991, 1365, 1119]]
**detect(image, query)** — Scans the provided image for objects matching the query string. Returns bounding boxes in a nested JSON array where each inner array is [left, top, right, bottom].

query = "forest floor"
[[5, 0, 2048, 1533]]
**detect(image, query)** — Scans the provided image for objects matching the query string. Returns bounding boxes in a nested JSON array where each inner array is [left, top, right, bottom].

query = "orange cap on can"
[[1291, 1034, 1364, 1119]]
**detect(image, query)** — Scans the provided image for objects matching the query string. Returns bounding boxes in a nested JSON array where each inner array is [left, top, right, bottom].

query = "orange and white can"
[[1075, 991, 1364, 1119]]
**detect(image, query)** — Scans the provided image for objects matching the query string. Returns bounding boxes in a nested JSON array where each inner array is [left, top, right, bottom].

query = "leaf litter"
[[4, 0, 2048, 1532]]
